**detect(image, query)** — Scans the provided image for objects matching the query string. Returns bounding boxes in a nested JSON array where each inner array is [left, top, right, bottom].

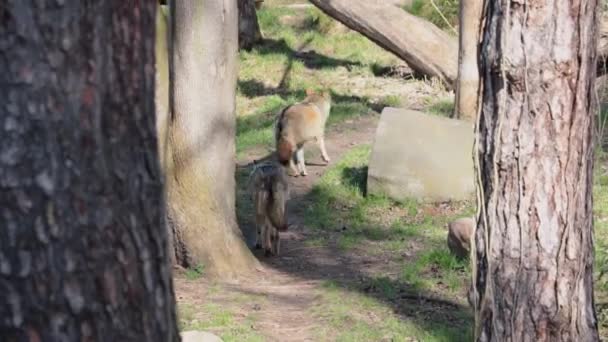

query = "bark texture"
[[0, 1, 179, 341], [166, 0, 259, 278], [308, 0, 459, 88], [238, 0, 263, 50], [454, 0, 484, 121], [472, 0, 600, 339]]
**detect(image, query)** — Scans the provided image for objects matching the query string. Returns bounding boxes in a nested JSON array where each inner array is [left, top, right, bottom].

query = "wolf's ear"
[[305, 88, 315, 96]]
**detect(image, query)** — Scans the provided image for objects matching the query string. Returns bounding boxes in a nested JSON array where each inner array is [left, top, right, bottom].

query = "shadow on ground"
[[234, 159, 473, 340]]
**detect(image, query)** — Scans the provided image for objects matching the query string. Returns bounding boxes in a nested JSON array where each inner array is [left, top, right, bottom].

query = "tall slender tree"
[[0, 2, 179, 341], [453, 0, 483, 121], [163, 0, 259, 277], [472, 0, 600, 340]]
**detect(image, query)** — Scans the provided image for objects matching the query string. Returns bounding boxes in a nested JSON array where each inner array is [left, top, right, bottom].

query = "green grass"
[[404, 0, 459, 32], [185, 264, 206, 280], [402, 249, 469, 293], [235, 5, 461, 157], [312, 280, 473, 341], [428, 98, 455, 117], [305, 145, 473, 249], [303, 144, 474, 338], [179, 303, 264, 342], [235, 6, 402, 156]]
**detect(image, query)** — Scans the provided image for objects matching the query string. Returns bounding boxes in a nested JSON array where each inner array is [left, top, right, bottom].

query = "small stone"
[[180, 331, 223, 342]]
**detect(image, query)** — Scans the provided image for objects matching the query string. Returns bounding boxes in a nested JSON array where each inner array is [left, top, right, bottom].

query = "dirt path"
[[174, 114, 381, 341]]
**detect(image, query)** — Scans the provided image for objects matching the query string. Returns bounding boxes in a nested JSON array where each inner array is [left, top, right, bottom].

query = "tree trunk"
[[238, 0, 263, 50], [453, 0, 484, 121], [472, 0, 600, 339], [0, 2, 179, 341], [308, 0, 459, 89], [167, 0, 259, 278]]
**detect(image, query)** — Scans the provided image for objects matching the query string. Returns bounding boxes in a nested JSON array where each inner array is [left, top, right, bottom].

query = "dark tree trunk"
[[238, 0, 263, 50], [166, 0, 259, 278], [0, 2, 179, 341], [472, 0, 600, 339]]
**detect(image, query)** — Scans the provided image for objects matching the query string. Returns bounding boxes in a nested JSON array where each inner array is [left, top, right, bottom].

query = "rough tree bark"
[[453, 0, 484, 121], [308, 0, 459, 88], [0, 2, 179, 341], [238, 0, 263, 50], [166, 0, 259, 278], [472, 0, 600, 339]]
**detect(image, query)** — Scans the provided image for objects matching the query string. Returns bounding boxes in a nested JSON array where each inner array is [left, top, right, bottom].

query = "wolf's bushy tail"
[[276, 137, 293, 166]]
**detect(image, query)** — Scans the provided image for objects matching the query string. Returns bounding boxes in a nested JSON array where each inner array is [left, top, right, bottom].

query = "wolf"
[[248, 160, 289, 256], [275, 88, 332, 177]]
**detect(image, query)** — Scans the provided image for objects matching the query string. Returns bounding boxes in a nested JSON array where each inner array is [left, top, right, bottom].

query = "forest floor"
[[173, 1, 608, 341]]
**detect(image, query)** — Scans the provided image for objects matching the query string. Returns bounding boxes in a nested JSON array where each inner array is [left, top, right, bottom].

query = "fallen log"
[[308, 0, 608, 86], [308, 0, 458, 89]]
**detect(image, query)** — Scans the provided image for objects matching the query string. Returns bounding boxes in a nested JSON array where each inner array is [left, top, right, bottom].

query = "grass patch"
[[305, 145, 473, 251], [428, 98, 455, 117], [236, 6, 400, 157], [419, 96, 455, 117], [312, 280, 472, 341], [306, 142, 474, 320], [404, 0, 459, 33], [185, 264, 206, 280], [402, 249, 468, 293], [179, 303, 264, 342], [379, 95, 403, 108]]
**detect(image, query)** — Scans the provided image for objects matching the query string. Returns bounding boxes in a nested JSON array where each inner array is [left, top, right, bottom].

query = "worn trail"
[[174, 114, 379, 341]]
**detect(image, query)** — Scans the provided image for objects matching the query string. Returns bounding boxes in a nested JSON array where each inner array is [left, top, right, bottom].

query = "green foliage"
[[404, 0, 459, 32]]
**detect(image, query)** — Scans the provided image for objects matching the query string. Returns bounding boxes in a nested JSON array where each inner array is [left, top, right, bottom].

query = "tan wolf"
[[275, 89, 331, 176], [248, 160, 289, 256]]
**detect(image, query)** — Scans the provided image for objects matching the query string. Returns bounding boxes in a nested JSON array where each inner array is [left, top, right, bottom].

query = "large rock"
[[447, 216, 475, 259], [367, 108, 475, 202], [181, 330, 223, 342]]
